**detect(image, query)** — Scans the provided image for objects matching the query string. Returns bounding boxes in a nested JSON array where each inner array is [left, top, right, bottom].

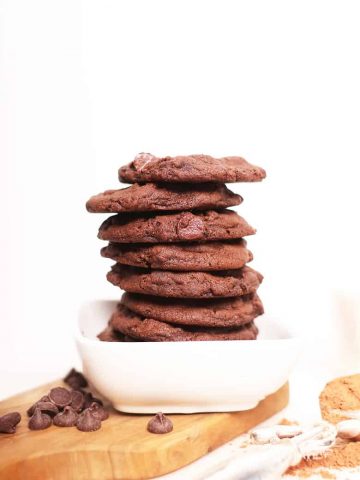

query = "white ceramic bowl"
[[76, 300, 302, 414]]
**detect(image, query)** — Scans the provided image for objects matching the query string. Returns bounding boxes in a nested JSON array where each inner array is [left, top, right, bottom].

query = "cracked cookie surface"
[[86, 182, 241, 213], [107, 264, 263, 298], [109, 304, 259, 341], [119, 153, 266, 184], [98, 209, 255, 243], [121, 292, 264, 327], [101, 239, 253, 271]]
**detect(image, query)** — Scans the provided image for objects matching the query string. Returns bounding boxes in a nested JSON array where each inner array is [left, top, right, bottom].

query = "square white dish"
[[76, 300, 302, 413]]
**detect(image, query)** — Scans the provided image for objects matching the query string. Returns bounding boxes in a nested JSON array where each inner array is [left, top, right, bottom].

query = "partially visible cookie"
[[98, 210, 256, 243], [86, 182, 241, 213], [101, 239, 253, 271], [122, 293, 264, 327], [119, 153, 266, 184], [110, 304, 258, 342], [97, 325, 137, 342], [107, 264, 263, 298]]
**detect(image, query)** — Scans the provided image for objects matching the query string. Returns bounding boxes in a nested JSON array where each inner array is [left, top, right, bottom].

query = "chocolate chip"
[[177, 213, 205, 240], [83, 392, 103, 409], [133, 153, 156, 171], [34, 401, 59, 417], [53, 406, 78, 427], [88, 402, 109, 421], [70, 390, 85, 413], [83, 392, 94, 409], [27, 405, 36, 417], [49, 387, 72, 408], [27, 395, 50, 417], [28, 408, 52, 430], [64, 368, 88, 390], [147, 413, 173, 434], [76, 409, 101, 432], [0, 412, 21, 434], [74, 388, 87, 396]]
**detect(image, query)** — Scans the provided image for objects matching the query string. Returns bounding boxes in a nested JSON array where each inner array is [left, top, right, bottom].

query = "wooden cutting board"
[[0, 381, 289, 480]]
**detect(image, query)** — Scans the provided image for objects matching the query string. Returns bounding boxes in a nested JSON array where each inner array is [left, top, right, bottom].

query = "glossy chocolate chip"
[[74, 388, 87, 396], [53, 406, 78, 427], [70, 390, 85, 413], [49, 387, 72, 408], [28, 408, 52, 430], [88, 402, 109, 421], [147, 413, 173, 434], [83, 392, 103, 409], [133, 152, 156, 171], [0, 412, 21, 434], [64, 369, 88, 390], [76, 409, 101, 432], [34, 401, 59, 417], [27, 395, 50, 417]]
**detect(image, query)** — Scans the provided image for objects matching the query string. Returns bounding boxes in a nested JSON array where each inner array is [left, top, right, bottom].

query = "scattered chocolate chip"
[[34, 401, 59, 417], [88, 402, 109, 421], [83, 392, 93, 409], [147, 413, 173, 434], [27, 405, 36, 417], [53, 406, 78, 427], [70, 390, 85, 413], [64, 368, 88, 390], [27, 395, 50, 417], [83, 392, 103, 409], [0, 412, 21, 434], [28, 408, 52, 430], [76, 409, 101, 432], [23, 378, 109, 435], [49, 387, 72, 408], [73, 388, 87, 396]]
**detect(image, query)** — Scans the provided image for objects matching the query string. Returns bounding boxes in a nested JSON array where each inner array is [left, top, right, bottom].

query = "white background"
[[1, 0, 360, 399]]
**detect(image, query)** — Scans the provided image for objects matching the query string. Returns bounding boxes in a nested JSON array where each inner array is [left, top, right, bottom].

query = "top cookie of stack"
[[86, 153, 266, 342]]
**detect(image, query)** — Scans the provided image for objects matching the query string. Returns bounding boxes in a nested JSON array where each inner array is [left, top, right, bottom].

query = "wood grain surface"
[[0, 381, 289, 480]]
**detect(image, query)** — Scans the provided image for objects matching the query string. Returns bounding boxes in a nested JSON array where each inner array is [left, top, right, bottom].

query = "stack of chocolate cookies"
[[86, 153, 266, 342]]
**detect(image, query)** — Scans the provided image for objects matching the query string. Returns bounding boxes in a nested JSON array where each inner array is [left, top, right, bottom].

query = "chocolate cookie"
[[101, 239, 253, 271], [107, 264, 263, 298], [110, 304, 259, 342], [122, 292, 264, 327], [98, 210, 256, 243], [97, 325, 137, 342], [119, 153, 266, 184], [86, 183, 241, 213]]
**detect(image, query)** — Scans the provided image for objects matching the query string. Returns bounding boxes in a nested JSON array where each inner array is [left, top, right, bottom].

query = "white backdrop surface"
[[1, 0, 360, 398]]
